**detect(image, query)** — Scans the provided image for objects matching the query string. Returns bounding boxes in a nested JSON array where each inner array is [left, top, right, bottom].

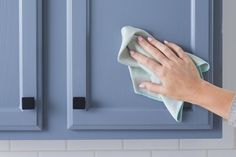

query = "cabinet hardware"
[[73, 97, 86, 109], [22, 97, 35, 110]]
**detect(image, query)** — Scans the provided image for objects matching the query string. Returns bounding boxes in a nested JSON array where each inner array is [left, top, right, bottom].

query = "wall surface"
[[0, 0, 235, 157]]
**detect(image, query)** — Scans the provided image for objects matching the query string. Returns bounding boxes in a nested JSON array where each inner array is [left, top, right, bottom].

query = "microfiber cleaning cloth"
[[117, 26, 210, 122]]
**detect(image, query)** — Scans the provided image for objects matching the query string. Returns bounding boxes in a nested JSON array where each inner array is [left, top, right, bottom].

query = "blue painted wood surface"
[[0, 0, 42, 130], [66, 0, 222, 138], [0, 0, 222, 139]]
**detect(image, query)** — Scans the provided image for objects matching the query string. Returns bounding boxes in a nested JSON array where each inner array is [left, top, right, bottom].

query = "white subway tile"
[[208, 150, 236, 157], [39, 151, 94, 157], [0, 152, 37, 157], [67, 140, 122, 150], [0, 140, 9, 151], [95, 151, 151, 157], [152, 150, 206, 157], [123, 139, 178, 150], [179, 120, 235, 149], [10, 140, 66, 151]]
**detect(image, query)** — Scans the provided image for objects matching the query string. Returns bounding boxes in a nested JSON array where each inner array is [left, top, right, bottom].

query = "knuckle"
[[154, 66, 160, 72], [142, 40, 147, 46], [159, 68, 167, 77], [184, 56, 192, 63], [145, 83, 152, 91], [168, 42, 175, 47], [154, 49, 162, 55], [142, 57, 148, 64], [163, 47, 169, 52], [181, 51, 188, 57], [132, 53, 137, 59], [148, 63, 155, 70], [170, 42, 178, 48], [136, 55, 143, 62], [153, 50, 162, 59], [142, 58, 150, 66], [152, 40, 159, 46], [146, 58, 153, 65], [132, 52, 138, 58], [146, 85, 152, 91], [141, 40, 148, 46], [178, 59, 185, 65], [165, 61, 174, 69], [159, 56, 167, 62], [176, 47, 183, 52], [150, 63, 157, 70], [144, 58, 150, 64], [146, 44, 154, 51], [170, 42, 177, 47], [169, 61, 175, 67]]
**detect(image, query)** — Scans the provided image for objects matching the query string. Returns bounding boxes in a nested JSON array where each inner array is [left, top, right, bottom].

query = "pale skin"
[[130, 36, 235, 119]]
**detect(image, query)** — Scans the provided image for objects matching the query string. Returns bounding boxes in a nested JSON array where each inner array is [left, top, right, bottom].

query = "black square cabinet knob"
[[73, 97, 86, 109], [22, 97, 35, 110]]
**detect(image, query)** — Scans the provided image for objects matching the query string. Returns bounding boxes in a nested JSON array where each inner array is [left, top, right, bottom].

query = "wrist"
[[188, 79, 235, 119], [185, 79, 207, 105], [193, 80, 212, 106]]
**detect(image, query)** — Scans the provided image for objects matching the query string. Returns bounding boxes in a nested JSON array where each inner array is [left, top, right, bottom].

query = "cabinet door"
[[0, 0, 42, 130], [66, 0, 222, 139]]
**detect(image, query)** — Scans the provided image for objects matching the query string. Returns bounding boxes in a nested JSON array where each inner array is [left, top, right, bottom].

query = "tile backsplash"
[[0, 120, 233, 157]]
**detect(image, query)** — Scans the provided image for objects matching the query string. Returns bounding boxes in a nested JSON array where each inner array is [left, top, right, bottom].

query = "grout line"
[[150, 151, 153, 157], [234, 129, 236, 149], [178, 139, 180, 150], [65, 140, 68, 150], [7, 140, 10, 151], [206, 150, 208, 157], [179, 148, 236, 151], [4, 148, 236, 152], [9, 140, 11, 151], [121, 140, 124, 150]]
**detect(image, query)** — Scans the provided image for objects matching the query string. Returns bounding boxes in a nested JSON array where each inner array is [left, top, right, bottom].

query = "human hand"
[[130, 36, 204, 102]]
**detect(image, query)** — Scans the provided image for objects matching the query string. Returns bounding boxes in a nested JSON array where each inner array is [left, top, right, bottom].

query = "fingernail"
[[138, 36, 143, 41], [139, 83, 145, 88], [164, 40, 169, 44], [130, 50, 135, 56], [147, 37, 153, 41]]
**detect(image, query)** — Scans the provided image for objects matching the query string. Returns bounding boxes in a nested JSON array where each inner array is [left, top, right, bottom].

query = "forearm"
[[189, 80, 235, 119]]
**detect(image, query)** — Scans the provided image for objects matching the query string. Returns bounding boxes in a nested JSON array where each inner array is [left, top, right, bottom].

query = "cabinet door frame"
[[66, 0, 222, 138], [0, 0, 42, 130]]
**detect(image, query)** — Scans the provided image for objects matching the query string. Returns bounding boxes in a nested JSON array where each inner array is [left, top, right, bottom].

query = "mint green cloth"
[[117, 26, 210, 122]]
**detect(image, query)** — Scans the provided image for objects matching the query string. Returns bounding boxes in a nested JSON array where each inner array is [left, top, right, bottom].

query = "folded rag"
[[117, 26, 210, 122]]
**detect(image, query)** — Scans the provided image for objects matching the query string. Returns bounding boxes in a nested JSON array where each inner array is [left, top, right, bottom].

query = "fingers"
[[163, 41, 188, 60], [130, 50, 161, 74], [137, 36, 168, 64], [139, 81, 163, 94], [130, 50, 164, 94], [144, 36, 179, 62]]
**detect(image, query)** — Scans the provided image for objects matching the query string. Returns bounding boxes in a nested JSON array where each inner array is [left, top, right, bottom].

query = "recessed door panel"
[[66, 0, 221, 138], [0, 0, 42, 130]]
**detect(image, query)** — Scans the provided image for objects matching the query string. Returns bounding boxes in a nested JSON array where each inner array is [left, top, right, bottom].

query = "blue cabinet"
[[66, 0, 222, 138], [0, 0, 222, 139], [0, 0, 42, 130]]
